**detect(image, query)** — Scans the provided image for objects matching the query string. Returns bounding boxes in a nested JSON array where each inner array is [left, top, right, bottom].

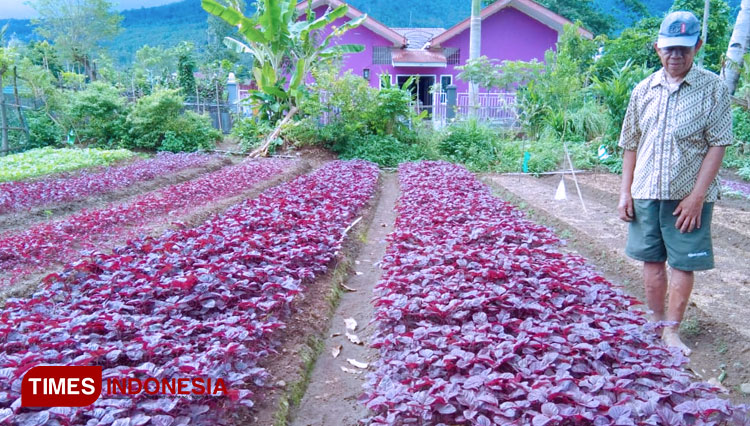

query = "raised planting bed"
[[0, 160, 379, 425], [0, 147, 135, 182], [360, 161, 748, 425], [0, 152, 222, 214], [0, 159, 291, 287]]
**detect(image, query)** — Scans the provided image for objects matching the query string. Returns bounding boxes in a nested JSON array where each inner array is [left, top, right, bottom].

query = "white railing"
[[432, 90, 518, 128]]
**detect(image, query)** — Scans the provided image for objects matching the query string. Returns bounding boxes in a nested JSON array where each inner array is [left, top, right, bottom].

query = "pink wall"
[[439, 7, 558, 92], [313, 5, 559, 92], [310, 6, 399, 87]]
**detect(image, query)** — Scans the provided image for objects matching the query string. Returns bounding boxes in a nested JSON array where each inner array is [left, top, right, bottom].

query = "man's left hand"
[[673, 195, 704, 233]]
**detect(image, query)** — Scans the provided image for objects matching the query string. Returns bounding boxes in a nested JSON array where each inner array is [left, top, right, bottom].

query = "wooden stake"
[[1, 72, 8, 156], [563, 142, 588, 214]]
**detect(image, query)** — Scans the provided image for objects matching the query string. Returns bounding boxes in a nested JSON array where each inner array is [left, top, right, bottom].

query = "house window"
[[363, 69, 370, 80], [372, 46, 392, 65], [439, 75, 453, 104], [444, 47, 460, 65], [440, 75, 453, 89]]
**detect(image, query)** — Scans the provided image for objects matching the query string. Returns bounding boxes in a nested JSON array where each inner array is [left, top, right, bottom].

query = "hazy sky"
[[0, 0, 179, 19]]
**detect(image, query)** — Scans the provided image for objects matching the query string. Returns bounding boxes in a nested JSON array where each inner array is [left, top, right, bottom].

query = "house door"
[[397, 75, 435, 116]]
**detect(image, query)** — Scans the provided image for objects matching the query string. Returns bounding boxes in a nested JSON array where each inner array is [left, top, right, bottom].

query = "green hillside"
[[0, 0, 741, 67]]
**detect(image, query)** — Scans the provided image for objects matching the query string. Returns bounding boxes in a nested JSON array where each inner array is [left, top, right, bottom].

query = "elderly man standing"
[[618, 11, 732, 356]]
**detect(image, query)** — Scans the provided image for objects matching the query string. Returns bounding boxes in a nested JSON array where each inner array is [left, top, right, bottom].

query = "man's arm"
[[618, 149, 637, 222], [672, 146, 726, 232]]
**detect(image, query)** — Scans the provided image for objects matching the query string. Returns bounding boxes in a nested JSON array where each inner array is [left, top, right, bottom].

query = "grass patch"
[[679, 316, 702, 338], [273, 336, 325, 426]]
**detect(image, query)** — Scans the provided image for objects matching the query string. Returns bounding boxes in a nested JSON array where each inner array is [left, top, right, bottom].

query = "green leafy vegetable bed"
[[0, 147, 136, 182]]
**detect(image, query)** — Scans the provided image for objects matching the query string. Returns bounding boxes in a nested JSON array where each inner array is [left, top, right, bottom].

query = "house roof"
[[391, 49, 447, 67], [392, 28, 446, 49], [297, 0, 406, 47], [431, 0, 593, 47]]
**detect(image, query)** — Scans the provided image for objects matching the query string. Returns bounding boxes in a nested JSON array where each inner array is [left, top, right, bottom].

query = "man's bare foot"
[[662, 328, 692, 356]]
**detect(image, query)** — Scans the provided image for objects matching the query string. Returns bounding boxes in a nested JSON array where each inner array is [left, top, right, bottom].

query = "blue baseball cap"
[[657, 11, 701, 48]]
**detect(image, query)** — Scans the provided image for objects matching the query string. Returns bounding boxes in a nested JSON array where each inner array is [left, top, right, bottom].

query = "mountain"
[[0, 0, 742, 67]]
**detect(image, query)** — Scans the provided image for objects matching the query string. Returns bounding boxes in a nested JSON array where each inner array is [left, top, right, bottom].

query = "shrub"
[[26, 109, 62, 148], [281, 117, 319, 147], [125, 88, 219, 152], [68, 82, 128, 147], [231, 116, 274, 152], [333, 134, 430, 168], [438, 119, 501, 170], [159, 112, 220, 153]]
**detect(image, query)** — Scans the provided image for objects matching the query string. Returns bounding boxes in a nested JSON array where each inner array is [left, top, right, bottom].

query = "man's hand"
[[673, 194, 704, 233], [618, 193, 634, 222]]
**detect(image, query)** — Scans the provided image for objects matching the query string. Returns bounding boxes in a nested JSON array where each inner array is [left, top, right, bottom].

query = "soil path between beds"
[[289, 173, 400, 426]]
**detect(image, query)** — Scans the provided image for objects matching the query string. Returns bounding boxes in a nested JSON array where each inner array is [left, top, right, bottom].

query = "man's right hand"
[[618, 193, 634, 222]]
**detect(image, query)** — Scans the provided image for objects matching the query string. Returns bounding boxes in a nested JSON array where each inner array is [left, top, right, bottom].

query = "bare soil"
[[237, 172, 396, 426], [288, 173, 399, 426], [484, 172, 750, 404]]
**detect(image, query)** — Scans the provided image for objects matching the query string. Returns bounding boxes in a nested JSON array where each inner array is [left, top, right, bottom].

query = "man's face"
[[654, 40, 702, 78]]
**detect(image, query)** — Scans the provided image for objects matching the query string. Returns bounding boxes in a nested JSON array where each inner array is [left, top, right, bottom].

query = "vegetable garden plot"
[[0, 147, 135, 183], [0, 152, 222, 214], [0, 160, 379, 425], [361, 162, 748, 425], [0, 159, 289, 287]]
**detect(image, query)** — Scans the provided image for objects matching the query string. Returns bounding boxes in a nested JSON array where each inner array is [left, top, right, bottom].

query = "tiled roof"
[[391, 49, 447, 67]]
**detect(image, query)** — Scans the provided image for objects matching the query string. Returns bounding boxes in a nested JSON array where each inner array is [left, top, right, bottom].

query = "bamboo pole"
[[1, 72, 8, 156], [563, 142, 588, 214], [215, 79, 223, 133], [13, 67, 29, 143]]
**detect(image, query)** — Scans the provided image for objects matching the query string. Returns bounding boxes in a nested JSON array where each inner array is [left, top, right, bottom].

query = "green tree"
[[28, 0, 123, 81], [671, 0, 730, 72], [177, 46, 197, 97], [202, 0, 366, 156], [134, 45, 178, 89], [593, 17, 662, 80]]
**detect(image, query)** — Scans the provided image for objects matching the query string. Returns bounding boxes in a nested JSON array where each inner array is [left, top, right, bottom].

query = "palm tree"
[[468, 0, 481, 116], [722, 0, 750, 94]]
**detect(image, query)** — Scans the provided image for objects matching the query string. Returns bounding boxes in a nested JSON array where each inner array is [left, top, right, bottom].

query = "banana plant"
[[202, 0, 365, 155]]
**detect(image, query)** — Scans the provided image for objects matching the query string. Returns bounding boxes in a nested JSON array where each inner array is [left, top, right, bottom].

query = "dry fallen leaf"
[[344, 318, 357, 331], [332, 345, 342, 359], [347, 358, 369, 369], [340, 366, 358, 374], [341, 283, 357, 292], [355, 271, 364, 276], [330, 332, 341, 338], [345, 332, 363, 345]]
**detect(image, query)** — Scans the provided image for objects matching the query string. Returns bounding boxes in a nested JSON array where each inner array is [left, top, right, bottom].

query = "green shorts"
[[625, 199, 714, 271]]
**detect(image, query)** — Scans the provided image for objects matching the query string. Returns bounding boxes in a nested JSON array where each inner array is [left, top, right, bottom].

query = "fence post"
[[226, 72, 238, 114], [1, 73, 8, 156], [446, 84, 457, 120]]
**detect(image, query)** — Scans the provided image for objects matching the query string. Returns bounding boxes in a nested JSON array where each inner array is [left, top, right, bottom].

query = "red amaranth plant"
[[0, 152, 221, 214], [0, 159, 291, 287], [0, 160, 379, 425], [361, 161, 748, 425]]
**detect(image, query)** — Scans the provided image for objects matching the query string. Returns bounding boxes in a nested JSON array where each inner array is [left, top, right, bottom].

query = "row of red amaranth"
[[360, 161, 747, 425], [0, 160, 379, 425], [0, 159, 290, 287], [0, 152, 222, 214]]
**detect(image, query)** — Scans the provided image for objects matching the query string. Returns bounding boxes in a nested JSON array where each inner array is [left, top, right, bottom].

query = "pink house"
[[297, 0, 593, 117]]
